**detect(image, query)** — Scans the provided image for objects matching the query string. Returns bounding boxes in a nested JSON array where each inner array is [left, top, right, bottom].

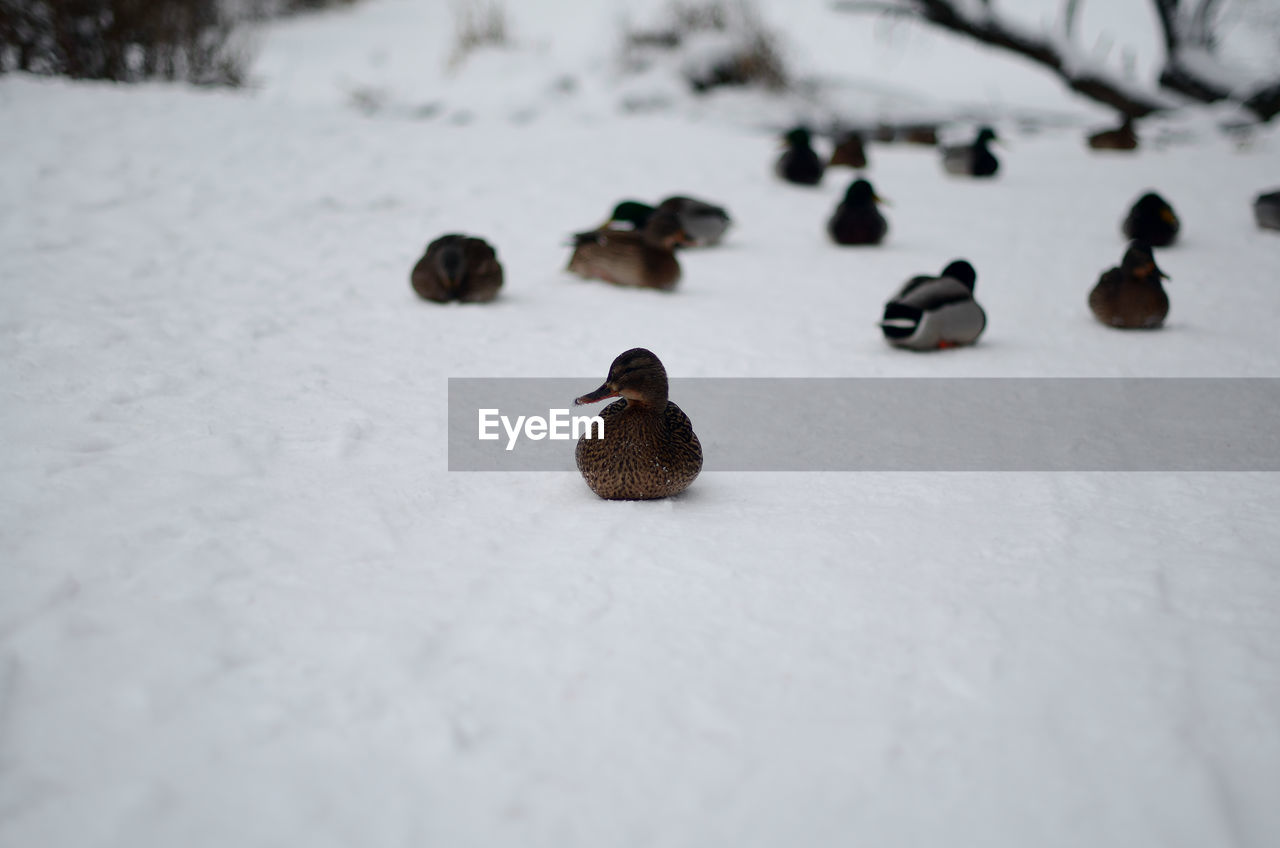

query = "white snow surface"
[[3, 1, 1280, 846]]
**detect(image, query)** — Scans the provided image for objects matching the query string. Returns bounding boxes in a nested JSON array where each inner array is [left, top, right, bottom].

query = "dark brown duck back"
[[575, 399, 702, 500], [566, 212, 686, 290], [1089, 242, 1170, 329]]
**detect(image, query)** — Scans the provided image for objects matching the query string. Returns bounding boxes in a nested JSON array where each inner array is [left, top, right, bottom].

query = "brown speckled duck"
[[410, 234, 503, 303], [828, 131, 868, 169], [1089, 241, 1170, 329], [573, 348, 703, 500], [1088, 116, 1138, 151], [566, 212, 689, 290]]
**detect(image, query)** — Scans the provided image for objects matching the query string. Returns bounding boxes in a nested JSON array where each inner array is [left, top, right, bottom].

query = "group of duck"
[[411, 122, 1280, 501]]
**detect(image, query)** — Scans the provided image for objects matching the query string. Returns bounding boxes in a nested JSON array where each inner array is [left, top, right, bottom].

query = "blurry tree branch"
[[832, 0, 1280, 122]]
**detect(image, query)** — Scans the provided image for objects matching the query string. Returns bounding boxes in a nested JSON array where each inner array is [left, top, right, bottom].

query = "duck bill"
[[874, 194, 891, 206], [575, 383, 619, 405]]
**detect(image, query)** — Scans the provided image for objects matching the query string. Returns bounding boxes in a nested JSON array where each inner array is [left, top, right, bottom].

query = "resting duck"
[[573, 348, 703, 500], [1088, 116, 1138, 151], [900, 124, 939, 146], [828, 131, 867, 169], [566, 211, 689, 290], [827, 178, 888, 246], [410, 234, 503, 303], [942, 126, 999, 177], [1253, 189, 1280, 231], [1088, 241, 1170, 329], [880, 259, 986, 350], [1122, 191, 1180, 246], [775, 126, 824, 185], [604, 196, 732, 247]]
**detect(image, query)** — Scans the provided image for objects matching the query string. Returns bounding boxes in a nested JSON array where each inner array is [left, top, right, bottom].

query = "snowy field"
[[3, 0, 1280, 846]]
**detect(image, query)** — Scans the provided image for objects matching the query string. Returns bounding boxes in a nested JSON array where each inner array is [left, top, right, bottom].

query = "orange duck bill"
[[575, 383, 619, 405]]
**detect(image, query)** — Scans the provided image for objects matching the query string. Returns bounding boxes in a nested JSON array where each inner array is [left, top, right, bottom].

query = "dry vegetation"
[[447, 0, 509, 70], [621, 0, 790, 93]]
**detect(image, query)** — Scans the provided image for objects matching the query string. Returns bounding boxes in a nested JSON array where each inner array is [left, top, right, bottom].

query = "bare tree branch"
[[833, 0, 1280, 122], [1152, 0, 1179, 54], [830, 1, 921, 15]]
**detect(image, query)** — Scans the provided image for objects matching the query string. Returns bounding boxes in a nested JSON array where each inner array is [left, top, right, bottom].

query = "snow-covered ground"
[[3, 1, 1280, 846]]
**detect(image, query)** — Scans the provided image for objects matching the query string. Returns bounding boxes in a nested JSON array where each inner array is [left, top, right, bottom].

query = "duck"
[[879, 260, 986, 350], [573, 348, 703, 500], [828, 131, 867, 169], [1088, 116, 1138, 151], [1122, 191, 1180, 246], [410, 234, 503, 303], [603, 196, 732, 247], [942, 126, 999, 177], [775, 126, 824, 185], [900, 124, 939, 146], [1253, 189, 1280, 231], [827, 178, 888, 246], [566, 211, 689, 290], [1088, 240, 1170, 329]]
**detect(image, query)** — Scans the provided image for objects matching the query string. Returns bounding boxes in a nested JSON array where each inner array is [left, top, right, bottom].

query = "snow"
[[3, 1, 1280, 846]]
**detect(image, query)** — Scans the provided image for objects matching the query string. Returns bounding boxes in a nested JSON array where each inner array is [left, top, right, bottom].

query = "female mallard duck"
[[880, 260, 986, 350], [827, 178, 888, 246], [573, 348, 703, 500], [1253, 189, 1280, 231], [1089, 241, 1170, 329], [604, 196, 732, 247], [566, 211, 689, 290], [1122, 191, 1180, 246], [942, 126, 999, 177], [410, 234, 503, 303], [775, 126, 824, 185], [900, 124, 939, 146], [828, 131, 867, 169], [1088, 116, 1138, 151]]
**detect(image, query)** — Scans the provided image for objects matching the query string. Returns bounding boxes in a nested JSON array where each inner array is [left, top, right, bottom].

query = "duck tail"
[[879, 302, 922, 339]]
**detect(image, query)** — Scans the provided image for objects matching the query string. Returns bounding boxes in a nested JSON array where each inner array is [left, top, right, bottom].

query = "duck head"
[[975, 126, 998, 145], [941, 259, 977, 291], [608, 200, 655, 231], [1135, 191, 1178, 225], [642, 210, 693, 249], [843, 178, 883, 207], [783, 126, 813, 149], [575, 348, 669, 409], [1120, 240, 1170, 280]]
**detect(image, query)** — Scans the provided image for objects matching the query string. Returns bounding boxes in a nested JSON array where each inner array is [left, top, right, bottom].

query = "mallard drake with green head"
[[1089, 241, 1170, 329], [603, 196, 732, 246], [828, 131, 867, 169], [827, 178, 888, 246], [573, 348, 703, 500], [1256, 189, 1280, 231], [942, 126, 999, 177], [1088, 116, 1138, 151], [775, 126, 824, 186], [566, 212, 689, 290], [1122, 191, 1179, 246], [880, 260, 986, 350], [410, 234, 503, 303]]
